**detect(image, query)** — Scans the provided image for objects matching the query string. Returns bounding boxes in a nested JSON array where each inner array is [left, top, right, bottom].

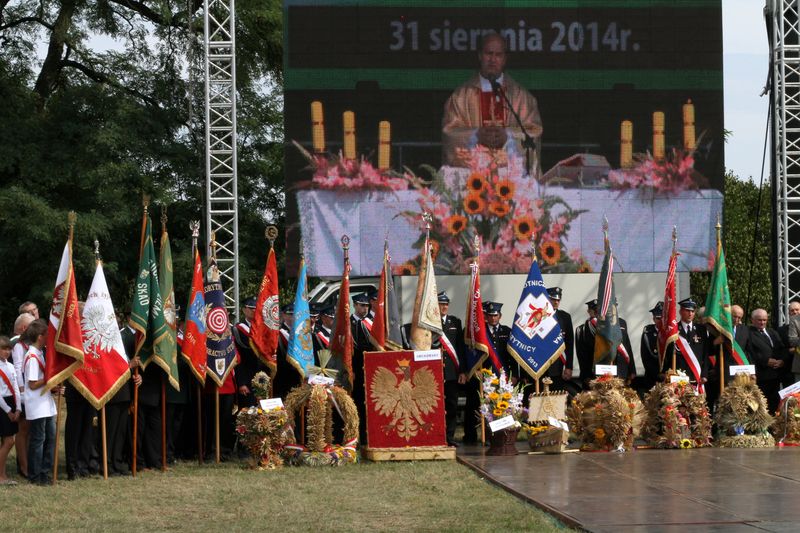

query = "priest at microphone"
[[441, 32, 543, 176]]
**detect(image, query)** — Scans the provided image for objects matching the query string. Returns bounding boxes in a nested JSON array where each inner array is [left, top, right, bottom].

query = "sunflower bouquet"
[[400, 147, 589, 274], [478, 368, 526, 428]]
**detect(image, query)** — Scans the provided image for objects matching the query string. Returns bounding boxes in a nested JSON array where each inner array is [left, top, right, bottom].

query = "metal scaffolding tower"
[[768, 0, 800, 323], [204, 0, 239, 317]]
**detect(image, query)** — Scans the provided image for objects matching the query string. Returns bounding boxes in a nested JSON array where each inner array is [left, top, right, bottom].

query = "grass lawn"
[[1, 458, 568, 532]]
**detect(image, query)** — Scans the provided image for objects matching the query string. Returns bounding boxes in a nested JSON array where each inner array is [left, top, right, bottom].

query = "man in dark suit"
[[662, 298, 710, 388], [749, 308, 787, 413], [575, 299, 598, 390], [638, 302, 663, 396], [617, 315, 636, 382], [350, 293, 374, 443], [106, 324, 141, 475], [483, 301, 512, 377], [431, 291, 464, 446], [313, 305, 334, 356], [233, 297, 267, 408], [272, 304, 299, 399], [545, 287, 576, 395]]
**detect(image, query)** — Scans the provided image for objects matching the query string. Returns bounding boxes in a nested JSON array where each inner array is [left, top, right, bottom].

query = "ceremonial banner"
[[71, 262, 131, 409], [155, 226, 180, 390], [464, 261, 490, 378], [369, 245, 388, 351], [385, 248, 404, 351], [204, 263, 237, 386], [507, 259, 564, 380], [409, 238, 442, 350], [130, 213, 170, 367], [704, 227, 750, 365], [364, 350, 446, 448], [250, 246, 280, 373], [182, 248, 207, 384], [44, 241, 85, 389], [658, 248, 680, 370], [593, 230, 623, 365], [287, 259, 314, 378], [330, 251, 353, 389]]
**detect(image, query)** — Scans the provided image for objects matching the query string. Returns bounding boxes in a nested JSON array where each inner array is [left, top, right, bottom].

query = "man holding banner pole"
[[431, 291, 464, 447]]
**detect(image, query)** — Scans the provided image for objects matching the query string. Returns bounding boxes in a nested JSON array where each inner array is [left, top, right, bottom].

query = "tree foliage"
[[690, 171, 773, 321], [0, 0, 284, 329]]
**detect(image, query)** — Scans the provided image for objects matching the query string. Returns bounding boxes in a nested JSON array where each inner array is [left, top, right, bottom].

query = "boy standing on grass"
[[21, 320, 61, 485], [0, 336, 22, 485]]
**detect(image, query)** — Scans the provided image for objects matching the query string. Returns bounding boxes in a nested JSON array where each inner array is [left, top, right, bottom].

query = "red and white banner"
[[250, 247, 280, 373], [44, 241, 85, 390], [70, 262, 131, 409]]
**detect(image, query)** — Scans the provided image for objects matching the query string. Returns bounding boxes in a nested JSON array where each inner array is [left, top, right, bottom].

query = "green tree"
[[0, 0, 284, 329], [691, 171, 772, 318]]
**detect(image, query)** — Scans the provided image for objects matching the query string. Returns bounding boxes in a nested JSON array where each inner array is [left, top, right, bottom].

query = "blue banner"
[[287, 260, 315, 377], [506, 260, 564, 379], [203, 275, 237, 387]]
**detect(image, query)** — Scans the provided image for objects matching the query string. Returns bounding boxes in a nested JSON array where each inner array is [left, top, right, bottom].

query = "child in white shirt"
[[21, 320, 59, 485], [0, 336, 21, 485]]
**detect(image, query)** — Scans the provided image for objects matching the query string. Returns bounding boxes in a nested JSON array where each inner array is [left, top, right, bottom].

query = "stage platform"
[[458, 445, 800, 532]]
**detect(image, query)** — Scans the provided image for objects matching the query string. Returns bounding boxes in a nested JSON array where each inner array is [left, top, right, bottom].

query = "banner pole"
[[51, 390, 62, 485], [161, 374, 167, 471], [132, 367, 139, 477], [197, 382, 204, 464], [215, 386, 220, 464], [719, 343, 725, 397], [101, 406, 108, 480], [478, 384, 485, 446]]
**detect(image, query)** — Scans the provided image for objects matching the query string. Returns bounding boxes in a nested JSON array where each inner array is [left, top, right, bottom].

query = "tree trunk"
[[33, 0, 78, 104]]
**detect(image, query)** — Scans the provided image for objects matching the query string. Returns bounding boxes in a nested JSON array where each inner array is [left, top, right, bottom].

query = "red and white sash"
[[439, 333, 460, 370], [25, 351, 45, 375], [316, 329, 330, 348], [0, 366, 16, 406], [675, 336, 704, 393]]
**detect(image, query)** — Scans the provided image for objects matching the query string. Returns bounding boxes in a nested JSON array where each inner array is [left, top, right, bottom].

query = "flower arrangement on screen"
[[292, 141, 413, 192], [399, 147, 590, 274], [607, 148, 708, 194]]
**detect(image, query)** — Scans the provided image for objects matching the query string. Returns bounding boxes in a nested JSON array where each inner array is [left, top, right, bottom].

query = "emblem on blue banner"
[[507, 260, 564, 379]]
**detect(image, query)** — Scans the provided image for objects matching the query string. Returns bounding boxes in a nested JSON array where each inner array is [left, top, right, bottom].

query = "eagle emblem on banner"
[[370, 359, 440, 441]]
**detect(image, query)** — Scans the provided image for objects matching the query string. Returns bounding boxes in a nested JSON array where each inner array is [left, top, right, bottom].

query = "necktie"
[[762, 329, 773, 347]]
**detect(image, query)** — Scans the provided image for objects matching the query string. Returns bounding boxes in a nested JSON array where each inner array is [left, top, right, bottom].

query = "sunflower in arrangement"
[[400, 148, 590, 274]]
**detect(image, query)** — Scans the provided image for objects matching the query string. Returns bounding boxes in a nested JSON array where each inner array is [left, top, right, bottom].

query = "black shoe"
[[462, 438, 478, 445]]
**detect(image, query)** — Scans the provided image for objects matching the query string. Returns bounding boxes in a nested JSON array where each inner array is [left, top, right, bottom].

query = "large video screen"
[[284, 0, 723, 277]]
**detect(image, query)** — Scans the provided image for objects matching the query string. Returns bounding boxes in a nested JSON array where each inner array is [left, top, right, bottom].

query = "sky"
[[724, 0, 771, 182]]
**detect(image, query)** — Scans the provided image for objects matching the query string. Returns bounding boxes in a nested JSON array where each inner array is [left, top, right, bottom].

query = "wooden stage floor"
[[457, 445, 800, 532]]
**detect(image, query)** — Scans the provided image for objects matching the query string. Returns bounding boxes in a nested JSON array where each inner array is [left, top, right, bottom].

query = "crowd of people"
[[1, 287, 798, 486]]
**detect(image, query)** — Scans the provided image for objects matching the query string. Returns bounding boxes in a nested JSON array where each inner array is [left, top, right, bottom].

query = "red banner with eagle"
[[363, 350, 447, 448]]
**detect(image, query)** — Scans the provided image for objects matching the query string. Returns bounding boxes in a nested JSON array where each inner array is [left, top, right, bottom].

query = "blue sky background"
[[724, 0, 770, 182]]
